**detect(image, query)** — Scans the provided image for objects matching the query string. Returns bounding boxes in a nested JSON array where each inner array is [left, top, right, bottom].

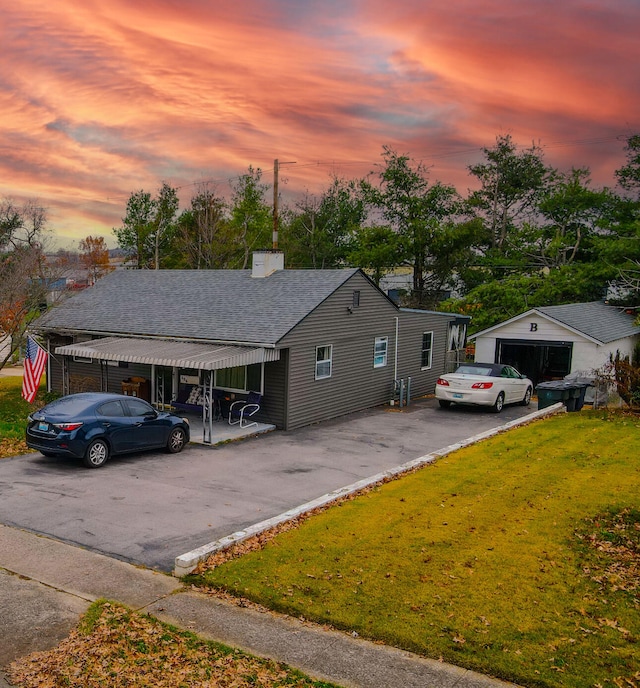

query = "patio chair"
[[228, 391, 262, 429]]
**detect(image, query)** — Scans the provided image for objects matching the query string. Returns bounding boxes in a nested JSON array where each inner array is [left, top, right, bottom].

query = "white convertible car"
[[435, 362, 533, 413]]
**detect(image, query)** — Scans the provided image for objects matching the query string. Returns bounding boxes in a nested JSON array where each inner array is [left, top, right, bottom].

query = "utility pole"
[[273, 159, 279, 249], [273, 159, 296, 250]]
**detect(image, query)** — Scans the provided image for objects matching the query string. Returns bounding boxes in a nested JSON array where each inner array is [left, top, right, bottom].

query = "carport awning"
[[54, 337, 280, 370]]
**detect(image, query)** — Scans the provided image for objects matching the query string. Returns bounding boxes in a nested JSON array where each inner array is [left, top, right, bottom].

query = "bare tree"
[[0, 198, 53, 368]]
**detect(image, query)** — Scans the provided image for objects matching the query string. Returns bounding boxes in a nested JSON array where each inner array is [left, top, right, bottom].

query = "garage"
[[497, 339, 572, 387], [471, 301, 640, 388]]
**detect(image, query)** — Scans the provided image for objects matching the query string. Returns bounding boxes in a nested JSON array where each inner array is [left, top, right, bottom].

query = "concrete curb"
[[174, 402, 564, 575]]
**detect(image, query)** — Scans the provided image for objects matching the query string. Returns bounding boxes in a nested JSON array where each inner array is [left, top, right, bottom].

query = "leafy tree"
[[615, 134, 640, 197], [362, 146, 460, 305], [113, 190, 156, 269], [228, 167, 271, 269], [440, 274, 544, 333], [79, 235, 113, 283], [113, 183, 179, 269], [442, 262, 614, 334], [283, 177, 365, 268], [528, 168, 612, 269], [168, 185, 234, 269], [347, 225, 401, 286], [605, 138, 640, 304], [467, 135, 554, 258], [429, 217, 488, 299], [152, 182, 179, 270]]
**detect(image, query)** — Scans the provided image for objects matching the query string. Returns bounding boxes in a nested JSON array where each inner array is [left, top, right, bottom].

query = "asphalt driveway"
[[0, 398, 539, 572]]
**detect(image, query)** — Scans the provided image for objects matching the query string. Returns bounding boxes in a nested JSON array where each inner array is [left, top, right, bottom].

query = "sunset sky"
[[1, 0, 638, 248]]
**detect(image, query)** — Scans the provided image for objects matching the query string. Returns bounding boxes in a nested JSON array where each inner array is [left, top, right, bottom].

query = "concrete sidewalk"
[[0, 524, 518, 688]]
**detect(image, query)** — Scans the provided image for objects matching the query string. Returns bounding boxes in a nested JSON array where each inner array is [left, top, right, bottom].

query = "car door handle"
[[135, 422, 142, 427], [102, 422, 111, 428]]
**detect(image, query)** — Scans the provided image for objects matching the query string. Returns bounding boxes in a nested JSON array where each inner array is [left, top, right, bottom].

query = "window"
[[126, 398, 155, 417], [97, 400, 125, 417], [374, 337, 388, 368], [352, 290, 361, 308], [421, 332, 433, 369], [215, 363, 262, 393], [315, 345, 332, 379]]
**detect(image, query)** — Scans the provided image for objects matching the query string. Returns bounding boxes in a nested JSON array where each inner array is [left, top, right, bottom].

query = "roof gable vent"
[[252, 250, 284, 278]]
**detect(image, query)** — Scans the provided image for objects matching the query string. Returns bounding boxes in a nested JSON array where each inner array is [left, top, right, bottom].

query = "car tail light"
[[53, 422, 83, 431], [436, 378, 449, 386], [471, 382, 494, 389]]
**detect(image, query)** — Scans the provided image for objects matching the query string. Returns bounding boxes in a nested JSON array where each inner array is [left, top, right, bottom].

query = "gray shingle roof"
[[35, 268, 362, 345], [537, 301, 640, 343]]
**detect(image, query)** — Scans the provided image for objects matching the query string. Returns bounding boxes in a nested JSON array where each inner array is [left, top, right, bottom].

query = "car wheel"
[[438, 400, 452, 408], [491, 392, 505, 413], [166, 427, 186, 454], [521, 386, 532, 406], [83, 439, 109, 468]]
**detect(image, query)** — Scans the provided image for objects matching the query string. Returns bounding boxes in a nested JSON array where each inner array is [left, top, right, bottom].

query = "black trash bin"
[[564, 377, 593, 411], [536, 380, 590, 412]]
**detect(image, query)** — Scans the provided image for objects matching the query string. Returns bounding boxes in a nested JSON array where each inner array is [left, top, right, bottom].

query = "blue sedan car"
[[26, 392, 190, 468]]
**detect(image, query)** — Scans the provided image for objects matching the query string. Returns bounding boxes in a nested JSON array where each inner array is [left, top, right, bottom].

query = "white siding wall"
[[474, 338, 496, 363], [475, 314, 639, 374], [483, 314, 576, 342], [573, 337, 637, 372]]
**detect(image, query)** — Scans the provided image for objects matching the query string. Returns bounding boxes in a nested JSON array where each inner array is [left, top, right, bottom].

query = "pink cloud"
[[0, 0, 637, 245]]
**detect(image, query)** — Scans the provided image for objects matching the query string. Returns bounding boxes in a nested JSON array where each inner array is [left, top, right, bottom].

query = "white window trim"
[[315, 344, 333, 380], [373, 336, 388, 368], [421, 331, 433, 370]]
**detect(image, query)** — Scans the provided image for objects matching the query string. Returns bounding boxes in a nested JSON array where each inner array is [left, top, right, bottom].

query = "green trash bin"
[[536, 381, 569, 409]]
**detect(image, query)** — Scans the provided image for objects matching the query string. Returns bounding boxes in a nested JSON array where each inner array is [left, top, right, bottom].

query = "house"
[[0, 331, 11, 363], [471, 301, 640, 387], [32, 251, 469, 431]]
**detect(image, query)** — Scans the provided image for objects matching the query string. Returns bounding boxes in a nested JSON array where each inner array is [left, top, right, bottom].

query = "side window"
[[374, 336, 388, 368], [315, 345, 332, 380], [97, 400, 126, 417], [352, 290, 361, 308], [126, 398, 154, 417], [421, 332, 433, 369]]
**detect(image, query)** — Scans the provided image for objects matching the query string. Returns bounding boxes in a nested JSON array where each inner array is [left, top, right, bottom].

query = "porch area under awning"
[[54, 336, 281, 370], [54, 336, 280, 445]]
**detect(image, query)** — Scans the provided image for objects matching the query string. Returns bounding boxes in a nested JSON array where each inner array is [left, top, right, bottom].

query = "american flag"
[[22, 335, 48, 403]]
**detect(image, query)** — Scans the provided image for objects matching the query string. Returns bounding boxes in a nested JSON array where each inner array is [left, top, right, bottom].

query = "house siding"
[[396, 311, 454, 398], [278, 273, 398, 430], [47, 335, 153, 397], [262, 353, 288, 428]]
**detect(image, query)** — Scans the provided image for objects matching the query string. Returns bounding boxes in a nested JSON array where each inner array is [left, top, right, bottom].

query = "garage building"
[[470, 301, 640, 387]]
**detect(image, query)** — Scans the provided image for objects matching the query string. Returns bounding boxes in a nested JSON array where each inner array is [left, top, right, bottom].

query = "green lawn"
[[0, 374, 45, 457], [191, 411, 640, 688]]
